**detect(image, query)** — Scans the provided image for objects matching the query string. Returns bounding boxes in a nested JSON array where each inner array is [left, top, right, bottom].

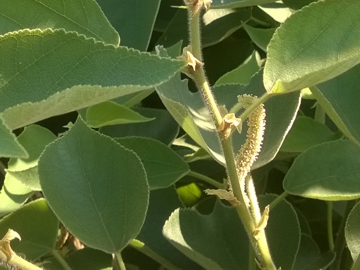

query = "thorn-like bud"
[[253, 205, 270, 239], [204, 189, 240, 206], [217, 113, 242, 139]]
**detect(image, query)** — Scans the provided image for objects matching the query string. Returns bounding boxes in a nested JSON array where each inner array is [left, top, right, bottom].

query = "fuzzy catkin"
[[236, 95, 266, 189]]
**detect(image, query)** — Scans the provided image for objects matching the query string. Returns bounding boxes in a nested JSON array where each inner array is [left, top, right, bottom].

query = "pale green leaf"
[[284, 140, 360, 200], [0, 0, 119, 44], [86, 101, 154, 128], [0, 29, 185, 130], [242, 24, 275, 52], [264, 0, 360, 93], [38, 117, 149, 253], [0, 199, 58, 260], [0, 176, 33, 218]]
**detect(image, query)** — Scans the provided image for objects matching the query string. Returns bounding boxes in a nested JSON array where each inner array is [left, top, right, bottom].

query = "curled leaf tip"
[[204, 189, 239, 206], [0, 229, 21, 260]]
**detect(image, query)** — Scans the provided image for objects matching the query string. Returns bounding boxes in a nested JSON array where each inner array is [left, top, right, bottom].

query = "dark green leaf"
[[211, 0, 277, 9], [101, 108, 179, 145], [293, 234, 320, 270], [96, 0, 161, 50], [284, 140, 360, 200], [116, 137, 189, 189], [280, 116, 336, 153], [38, 117, 149, 253], [345, 201, 360, 261], [86, 101, 154, 128]]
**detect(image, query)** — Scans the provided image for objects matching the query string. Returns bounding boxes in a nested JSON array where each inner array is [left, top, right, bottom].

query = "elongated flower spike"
[[236, 95, 266, 190]]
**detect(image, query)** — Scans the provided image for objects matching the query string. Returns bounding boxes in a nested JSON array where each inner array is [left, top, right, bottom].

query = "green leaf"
[[5, 125, 56, 190], [101, 108, 179, 145], [259, 195, 300, 269], [311, 65, 360, 148], [86, 101, 154, 128], [0, 118, 27, 158], [137, 187, 202, 270], [0, 29, 185, 130], [157, 70, 301, 168], [0, 0, 119, 44], [0, 176, 33, 218], [0, 199, 58, 260], [282, 0, 317, 10], [283, 140, 360, 200], [280, 116, 336, 153], [116, 137, 189, 189], [211, 0, 277, 9], [95, 0, 161, 50], [242, 24, 276, 52], [293, 234, 321, 270], [264, 0, 360, 93], [215, 52, 260, 86], [345, 201, 360, 261], [156, 8, 251, 49], [38, 117, 149, 253], [163, 200, 249, 270], [301, 251, 335, 270]]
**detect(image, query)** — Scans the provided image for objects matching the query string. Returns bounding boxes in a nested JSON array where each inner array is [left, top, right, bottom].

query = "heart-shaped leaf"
[[38, 117, 149, 253]]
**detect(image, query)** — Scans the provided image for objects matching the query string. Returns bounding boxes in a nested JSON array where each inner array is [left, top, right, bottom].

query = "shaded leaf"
[[293, 234, 321, 270], [345, 201, 360, 261], [0, 0, 119, 44], [264, 0, 360, 93], [301, 251, 335, 270], [280, 116, 336, 153], [86, 101, 154, 128], [0, 199, 58, 260], [0, 29, 185, 130], [116, 137, 189, 189], [283, 140, 360, 200], [38, 117, 149, 253], [312, 64, 360, 148], [101, 108, 179, 145], [259, 195, 300, 269], [96, 0, 161, 50], [242, 24, 276, 52], [163, 200, 249, 270]]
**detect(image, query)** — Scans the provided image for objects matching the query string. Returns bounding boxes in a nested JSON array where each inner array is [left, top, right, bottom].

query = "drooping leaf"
[[264, 0, 360, 93], [345, 201, 360, 261], [215, 52, 260, 86], [0, 118, 27, 158], [101, 108, 179, 145], [0, 29, 185, 130], [95, 0, 161, 50], [283, 140, 360, 200], [259, 195, 300, 270], [38, 117, 149, 253], [116, 137, 189, 189], [157, 69, 301, 168], [211, 0, 277, 9], [0, 199, 58, 260], [163, 200, 249, 270], [312, 64, 360, 148], [242, 24, 276, 52], [280, 116, 336, 153], [86, 101, 154, 128], [0, 0, 119, 44]]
